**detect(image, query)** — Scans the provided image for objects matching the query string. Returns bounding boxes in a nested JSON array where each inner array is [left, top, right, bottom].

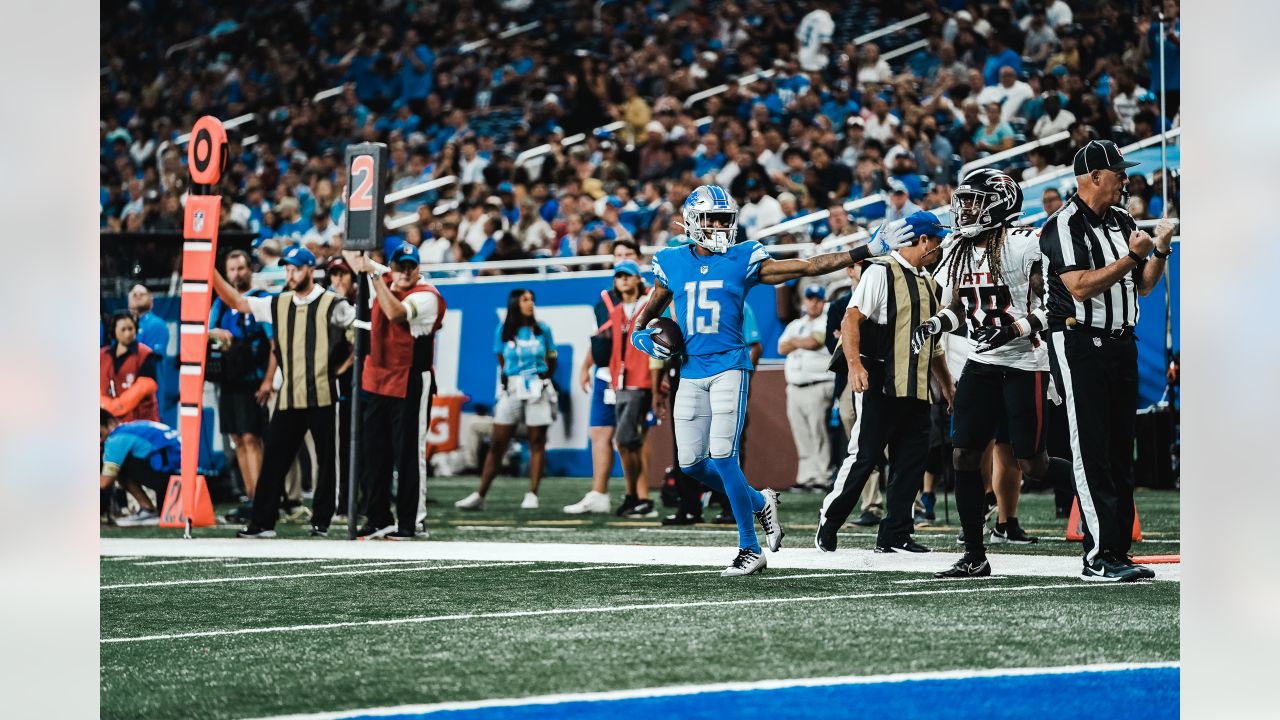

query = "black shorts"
[[120, 456, 171, 506], [614, 389, 653, 450], [950, 362, 1048, 459], [218, 387, 267, 436]]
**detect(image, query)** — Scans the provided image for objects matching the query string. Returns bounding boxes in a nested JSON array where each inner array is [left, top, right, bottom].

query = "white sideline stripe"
[[242, 661, 1180, 719], [101, 582, 1130, 644], [642, 570, 724, 576], [224, 559, 327, 568], [318, 560, 449, 570], [100, 556, 143, 562], [893, 576, 1010, 584], [456, 525, 574, 533], [133, 557, 230, 566], [529, 565, 639, 574], [762, 572, 866, 581], [99, 539, 1180, 582], [101, 562, 531, 590]]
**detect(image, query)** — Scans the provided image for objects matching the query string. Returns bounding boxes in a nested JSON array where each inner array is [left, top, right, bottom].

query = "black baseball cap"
[[1073, 140, 1140, 176]]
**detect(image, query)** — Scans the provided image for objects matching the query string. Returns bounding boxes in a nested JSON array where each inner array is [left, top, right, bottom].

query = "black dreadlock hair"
[[946, 226, 1007, 292]]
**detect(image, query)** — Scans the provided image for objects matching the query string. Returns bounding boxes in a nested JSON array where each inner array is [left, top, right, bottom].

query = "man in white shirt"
[[796, 4, 835, 72], [458, 138, 489, 186], [978, 66, 1035, 122], [779, 285, 836, 491], [1032, 92, 1076, 139], [1111, 69, 1147, 134], [738, 176, 786, 241]]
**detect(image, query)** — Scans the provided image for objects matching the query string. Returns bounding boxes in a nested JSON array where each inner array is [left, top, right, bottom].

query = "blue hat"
[[390, 242, 421, 266], [804, 285, 826, 300], [282, 246, 316, 268], [605, 195, 625, 209], [498, 181, 515, 194], [613, 259, 641, 277], [903, 211, 949, 241]]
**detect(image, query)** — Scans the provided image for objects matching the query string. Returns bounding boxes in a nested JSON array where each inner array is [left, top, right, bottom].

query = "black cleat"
[[851, 510, 881, 527], [935, 553, 992, 578], [661, 511, 704, 526], [1081, 554, 1146, 582], [236, 525, 277, 539], [1121, 555, 1156, 579], [991, 518, 1038, 545], [615, 494, 638, 517], [621, 499, 657, 518], [309, 525, 329, 537], [875, 538, 931, 553], [815, 514, 837, 552], [357, 524, 395, 539]]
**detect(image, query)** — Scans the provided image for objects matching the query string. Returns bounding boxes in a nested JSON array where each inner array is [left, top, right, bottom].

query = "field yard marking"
[[318, 560, 452, 570], [241, 661, 1179, 720], [224, 559, 330, 568], [100, 556, 143, 562], [761, 572, 867, 581], [529, 565, 640, 574], [526, 520, 590, 526], [101, 581, 1137, 644], [100, 562, 531, 591], [642, 570, 724, 576], [893, 576, 1011, 584], [444, 520, 512, 526], [99, 538, 1181, 582], [132, 557, 230, 566]]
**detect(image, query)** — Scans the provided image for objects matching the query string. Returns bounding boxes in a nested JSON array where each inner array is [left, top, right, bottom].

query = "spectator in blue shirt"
[[455, 289, 558, 511], [100, 410, 181, 526], [398, 29, 435, 111], [983, 32, 1023, 86], [973, 102, 1016, 154]]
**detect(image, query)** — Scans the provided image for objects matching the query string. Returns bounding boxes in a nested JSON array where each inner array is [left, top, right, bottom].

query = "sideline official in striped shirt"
[[1039, 140, 1176, 582]]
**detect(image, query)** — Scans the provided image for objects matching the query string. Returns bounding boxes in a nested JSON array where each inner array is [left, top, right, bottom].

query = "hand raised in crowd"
[[1128, 230, 1154, 258]]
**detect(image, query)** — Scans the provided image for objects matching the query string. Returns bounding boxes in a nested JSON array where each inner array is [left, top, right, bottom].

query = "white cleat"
[[721, 548, 767, 577], [454, 492, 485, 511], [520, 492, 540, 510], [755, 488, 785, 552], [563, 491, 610, 514]]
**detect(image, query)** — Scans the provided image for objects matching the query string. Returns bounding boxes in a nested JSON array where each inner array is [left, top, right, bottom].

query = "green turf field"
[[100, 476, 1180, 554], [100, 479, 1179, 720]]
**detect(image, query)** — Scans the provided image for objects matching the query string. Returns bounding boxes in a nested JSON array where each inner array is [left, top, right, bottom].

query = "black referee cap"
[[1073, 140, 1141, 175]]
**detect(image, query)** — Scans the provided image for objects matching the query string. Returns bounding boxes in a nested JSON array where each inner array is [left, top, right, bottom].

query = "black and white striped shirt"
[[1039, 195, 1141, 332]]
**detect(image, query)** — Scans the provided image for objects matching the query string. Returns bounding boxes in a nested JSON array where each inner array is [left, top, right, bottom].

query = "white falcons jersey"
[[935, 227, 1049, 372]]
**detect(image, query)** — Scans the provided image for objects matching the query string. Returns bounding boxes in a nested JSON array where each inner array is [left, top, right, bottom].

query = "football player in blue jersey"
[[631, 184, 918, 576]]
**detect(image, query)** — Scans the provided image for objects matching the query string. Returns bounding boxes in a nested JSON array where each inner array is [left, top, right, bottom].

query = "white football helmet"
[[682, 184, 739, 253]]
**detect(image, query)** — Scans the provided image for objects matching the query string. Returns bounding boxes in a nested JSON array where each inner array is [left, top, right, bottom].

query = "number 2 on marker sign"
[[349, 155, 375, 211]]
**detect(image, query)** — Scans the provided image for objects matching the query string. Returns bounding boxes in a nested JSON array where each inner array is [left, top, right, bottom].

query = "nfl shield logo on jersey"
[[700, 265, 709, 274], [193, 209, 205, 232]]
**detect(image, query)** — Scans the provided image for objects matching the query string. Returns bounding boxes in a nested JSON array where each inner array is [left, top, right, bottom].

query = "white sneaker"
[[116, 508, 160, 527], [721, 548, 767, 577], [520, 492, 540, 510], [755, 488, 785, 552], [454, 492, 485, 511], [563, 491, 610, 514]]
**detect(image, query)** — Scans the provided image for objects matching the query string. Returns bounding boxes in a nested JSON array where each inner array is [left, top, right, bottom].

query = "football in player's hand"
[[647, 317, 685, 356]]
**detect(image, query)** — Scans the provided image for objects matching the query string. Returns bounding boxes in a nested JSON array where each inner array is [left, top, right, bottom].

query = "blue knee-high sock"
[[709, 456, 765, 552], [681, 458, 726, 495]]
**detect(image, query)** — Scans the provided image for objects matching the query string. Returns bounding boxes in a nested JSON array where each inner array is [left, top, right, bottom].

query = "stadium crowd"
[[100, 0, 1181, 531]]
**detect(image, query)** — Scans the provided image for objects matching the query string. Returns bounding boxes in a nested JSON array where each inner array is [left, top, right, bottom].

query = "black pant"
[[251, 405, 337, 530], [360, 379, 423, 533], [823, 361, 931, 546], [1046, 329, 1138, 562]]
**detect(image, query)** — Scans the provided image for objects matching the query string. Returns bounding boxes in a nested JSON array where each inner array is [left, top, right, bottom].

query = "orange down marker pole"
[[159, 116, 226, 536]]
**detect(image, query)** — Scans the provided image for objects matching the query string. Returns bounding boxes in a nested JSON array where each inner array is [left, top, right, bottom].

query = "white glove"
[[867, 218, 916, 256]]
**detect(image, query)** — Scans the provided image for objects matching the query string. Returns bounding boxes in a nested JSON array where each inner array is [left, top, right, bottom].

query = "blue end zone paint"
[[344, 667, 1177, 720]]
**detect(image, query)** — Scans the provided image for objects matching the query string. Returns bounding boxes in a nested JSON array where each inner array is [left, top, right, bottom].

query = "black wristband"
[[1127, 250, 1144, 264], [848, 245, 870, 264], [1152, 247, 1172, 259]]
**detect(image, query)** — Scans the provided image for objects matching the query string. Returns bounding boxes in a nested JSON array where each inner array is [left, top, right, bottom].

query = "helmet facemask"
[[951, 187, 1002, 238]]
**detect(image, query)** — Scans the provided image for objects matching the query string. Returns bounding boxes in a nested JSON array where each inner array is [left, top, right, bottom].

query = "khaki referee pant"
[[839, 385, 884, 514], [786, 381, 835, 486]]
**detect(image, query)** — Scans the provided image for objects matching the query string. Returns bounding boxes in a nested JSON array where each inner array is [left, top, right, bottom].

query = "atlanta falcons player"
[[911, 169, 1075, 578]]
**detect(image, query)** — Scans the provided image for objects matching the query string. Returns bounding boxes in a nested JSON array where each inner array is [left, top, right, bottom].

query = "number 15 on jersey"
[[684, 280, 722, 335]]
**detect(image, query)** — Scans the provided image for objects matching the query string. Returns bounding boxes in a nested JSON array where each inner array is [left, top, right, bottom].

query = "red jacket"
[[100, 342, 159, 422], [608, 289, 653, 391], [363, 280, 446, 399]]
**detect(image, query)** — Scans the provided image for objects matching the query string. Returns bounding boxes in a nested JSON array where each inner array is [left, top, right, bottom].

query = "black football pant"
[[821, 362, 930, 546], [361, 375, 424, 534], [1047, 329, 1138, 564], [252, 405, 337, 530]]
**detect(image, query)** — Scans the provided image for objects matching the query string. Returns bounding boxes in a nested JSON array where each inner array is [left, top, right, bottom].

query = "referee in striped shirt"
[[1040, 140, 1176, 582]]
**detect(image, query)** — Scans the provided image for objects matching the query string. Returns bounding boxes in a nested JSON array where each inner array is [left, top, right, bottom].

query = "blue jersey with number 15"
[[651, 240, 772, 379]]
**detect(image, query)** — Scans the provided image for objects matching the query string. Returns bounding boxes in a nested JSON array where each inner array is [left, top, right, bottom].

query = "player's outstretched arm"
[[757, 218, 918, 285]]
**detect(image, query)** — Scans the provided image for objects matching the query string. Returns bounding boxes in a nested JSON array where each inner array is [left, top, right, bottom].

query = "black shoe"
[[357, 524, 395, 539], [661, 511, 704, 526], [309, 525, 329, 537], [991, 519, 1038, 545], [711, 511, 736, 525], [621, 499, 657, 518], [935, 553, 992, 578], [236, 525, 277, 539], [875, 538, 931, 553], [1081, 554, 1145, 582], [814, 517, 837, 553], [850, 510, 881, 527], [1056, 506, 1071, 519], [615, 494, 638, 517], [1120, 554, 1156, 579], [984, 493, 998, 522], [224, 502, 253, 523], [384, 530, 421, 541]]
